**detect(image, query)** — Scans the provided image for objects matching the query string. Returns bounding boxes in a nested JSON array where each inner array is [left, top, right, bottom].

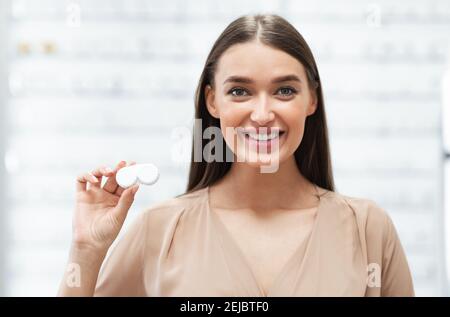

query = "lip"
[[236, 127, 286, 153]]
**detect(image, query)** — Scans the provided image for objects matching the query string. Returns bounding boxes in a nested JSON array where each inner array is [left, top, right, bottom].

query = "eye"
[[228, 87, 249, 97], [276, 86, 297, 97]]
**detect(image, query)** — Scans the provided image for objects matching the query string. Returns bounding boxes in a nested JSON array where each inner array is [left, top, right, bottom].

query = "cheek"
[[288, 120, 306, 150], [218, 102, 247, 123], [217, 103, 248, 144], [281, 106, 308, 149]]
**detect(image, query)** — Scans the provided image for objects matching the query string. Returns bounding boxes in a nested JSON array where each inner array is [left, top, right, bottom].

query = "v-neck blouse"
[[94, 185, 415, 297], [211, 201, 319, 297]]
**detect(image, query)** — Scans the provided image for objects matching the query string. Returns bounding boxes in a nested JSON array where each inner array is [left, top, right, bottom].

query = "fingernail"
[[132, 185, 139, 194], [88, 173, 98, 182], [105, 167, 113, 173]]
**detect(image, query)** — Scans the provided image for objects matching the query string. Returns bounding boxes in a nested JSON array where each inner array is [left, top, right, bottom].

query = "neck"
[[210, 156, 319, 211]]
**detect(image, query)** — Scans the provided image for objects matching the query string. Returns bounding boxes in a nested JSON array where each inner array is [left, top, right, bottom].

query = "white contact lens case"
[[116, 163, 159, 188]]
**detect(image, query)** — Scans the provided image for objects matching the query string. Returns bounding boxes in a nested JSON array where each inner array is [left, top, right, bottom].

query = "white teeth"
[[247, 131, 279, 141]]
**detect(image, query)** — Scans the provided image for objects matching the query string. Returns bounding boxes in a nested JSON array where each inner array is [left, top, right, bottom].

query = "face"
[[205, 40, 317, 168]]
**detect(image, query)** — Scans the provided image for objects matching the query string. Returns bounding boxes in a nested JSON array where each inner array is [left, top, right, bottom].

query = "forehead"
[[215, 41, 306, 83]]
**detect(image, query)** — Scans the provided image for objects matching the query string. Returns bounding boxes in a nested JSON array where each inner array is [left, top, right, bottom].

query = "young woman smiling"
[[58, 14, 414, 297]]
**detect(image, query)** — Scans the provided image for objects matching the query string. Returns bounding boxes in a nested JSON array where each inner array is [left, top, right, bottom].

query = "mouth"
[[236, 127, 286, 152]]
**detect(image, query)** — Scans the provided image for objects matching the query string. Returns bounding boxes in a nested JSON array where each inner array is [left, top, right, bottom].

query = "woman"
[[58, 14, 414, 297]]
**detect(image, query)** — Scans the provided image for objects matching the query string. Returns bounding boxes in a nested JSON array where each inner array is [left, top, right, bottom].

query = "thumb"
[[114, 184, 139, 222]]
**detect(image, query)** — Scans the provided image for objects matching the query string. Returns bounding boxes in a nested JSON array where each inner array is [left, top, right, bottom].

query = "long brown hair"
[[184, 13, 335, 194]]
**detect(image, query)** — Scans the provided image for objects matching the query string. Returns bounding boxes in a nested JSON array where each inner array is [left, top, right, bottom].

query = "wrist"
[[69, 242, 109, 261], [59, 243, 108, 296]]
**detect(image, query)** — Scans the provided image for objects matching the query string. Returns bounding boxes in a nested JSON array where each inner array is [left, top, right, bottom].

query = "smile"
[[246, 130, 281, 141], [236, 127, 286, 152]]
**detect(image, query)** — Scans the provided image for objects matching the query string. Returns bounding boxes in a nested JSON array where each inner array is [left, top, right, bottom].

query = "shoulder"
[[325, 192, 414, 296], [324, 190, 396, 245], [140, 187, 207, 223], [341, 192, 390, 224]]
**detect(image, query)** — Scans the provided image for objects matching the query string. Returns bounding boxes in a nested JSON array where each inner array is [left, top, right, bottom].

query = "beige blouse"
[[94, 185, 415, 297]]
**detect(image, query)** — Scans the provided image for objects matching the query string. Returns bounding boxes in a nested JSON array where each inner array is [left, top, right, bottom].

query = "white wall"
[[0, 0, 10, 297]]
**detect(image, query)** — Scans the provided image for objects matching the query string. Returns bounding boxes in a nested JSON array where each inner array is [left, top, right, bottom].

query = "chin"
[[234, 149, 287, 173]]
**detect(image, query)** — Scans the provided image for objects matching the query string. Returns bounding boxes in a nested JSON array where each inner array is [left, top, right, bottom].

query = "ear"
[[205, 84, 220, 119], [306, 88, 318, 116]]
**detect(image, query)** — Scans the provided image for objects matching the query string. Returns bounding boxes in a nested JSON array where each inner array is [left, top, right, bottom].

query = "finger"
[[103, 160, 126, 194], [113, 184, 139, 224], [114, 161, 137, 196], [76, 172, 99, 192], [90, 166, 113, 188]]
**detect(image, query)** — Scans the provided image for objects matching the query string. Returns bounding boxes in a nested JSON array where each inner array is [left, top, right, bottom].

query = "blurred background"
[[0, 0, 449, 296]]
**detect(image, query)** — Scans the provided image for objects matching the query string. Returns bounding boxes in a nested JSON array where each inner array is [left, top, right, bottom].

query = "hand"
[[72, 161, 139, 252]]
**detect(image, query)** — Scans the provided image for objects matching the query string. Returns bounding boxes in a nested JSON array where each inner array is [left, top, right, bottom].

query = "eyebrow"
[[223, 74, 302, 85]]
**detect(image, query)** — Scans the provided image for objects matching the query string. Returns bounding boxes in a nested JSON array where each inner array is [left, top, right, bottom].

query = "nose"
[[250, 95, 275, 125]]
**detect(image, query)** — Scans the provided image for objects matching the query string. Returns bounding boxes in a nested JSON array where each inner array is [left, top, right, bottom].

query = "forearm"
[[57, 244, 108, 297]]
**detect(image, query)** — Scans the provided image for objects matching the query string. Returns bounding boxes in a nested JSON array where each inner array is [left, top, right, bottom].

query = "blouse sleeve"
[[93, 211, 148, 296], [380, 212, 415, 297]]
